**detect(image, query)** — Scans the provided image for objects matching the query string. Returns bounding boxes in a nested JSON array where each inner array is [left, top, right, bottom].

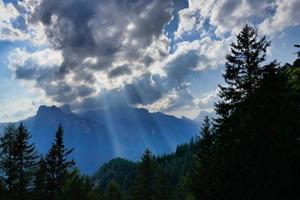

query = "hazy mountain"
[[194, 111, 216, 123], [0, 105, 199, 174]]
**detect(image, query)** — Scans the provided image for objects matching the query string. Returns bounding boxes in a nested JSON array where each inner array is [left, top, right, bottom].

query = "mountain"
[[0, 105, 199, 174], [92, 141, 195, 192], [194, 111, 216, 123]]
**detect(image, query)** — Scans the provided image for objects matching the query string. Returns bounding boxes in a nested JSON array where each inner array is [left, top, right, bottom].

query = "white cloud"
[[0, 99, 35, 122], [3, 0, 299, 121], [193, 89, 219, 107], [0, 0, 47, 44], [175, 8, 202, 39], [8, 48, 63, 70], [0, 0, 28, 41], [259, 0, 300, 34]]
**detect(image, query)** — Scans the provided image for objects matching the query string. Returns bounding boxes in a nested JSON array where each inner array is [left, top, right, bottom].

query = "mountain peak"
[[37, 105, 61, 115]]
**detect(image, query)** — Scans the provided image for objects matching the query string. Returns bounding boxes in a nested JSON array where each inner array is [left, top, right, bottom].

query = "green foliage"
[[172, 176, 193, 200], [61, 169, 103, 200], [216, 24, 270, 119], [1, 25, 300, 200], [32, 156, 47, 200], [14, 123, 38, 199], [191, 116, 215, 200], [92, 142, 196, 200], [45, 124, 75, 199], [202, 26, 300, 199], [93, 157, 138, 192], [129, 149, 173, 200], [105, 181, 122, 200], [0, 124, 17, 196]]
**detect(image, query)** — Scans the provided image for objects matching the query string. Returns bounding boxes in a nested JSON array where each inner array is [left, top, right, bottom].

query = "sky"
[[0, 0, 299, 122]]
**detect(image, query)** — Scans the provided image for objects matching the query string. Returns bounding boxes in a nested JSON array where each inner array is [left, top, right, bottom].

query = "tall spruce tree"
[[130, 149, 167, 200], [210, 26, 300, 200], [14, 123, 38, 200], [191, 116, 214, 200], [130, 149, 156, 200], [33, 156, 47, 199], [0, 124, 18, 199], [216, 24, 270, 119], [45, 124, 74, 200]]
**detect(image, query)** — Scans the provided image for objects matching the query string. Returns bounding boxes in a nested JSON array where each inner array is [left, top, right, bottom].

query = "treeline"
[[92, 141, 196, 200], [0, 124, 102, 200], [93, 25, 300, 200], [1, 25, 300, 200]]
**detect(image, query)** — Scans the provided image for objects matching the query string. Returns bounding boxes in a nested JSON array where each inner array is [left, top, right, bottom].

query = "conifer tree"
[[172, 176, 193, 200], [14, 123, 38, 200], [45, 124, 75, 200], [136, 148, 153, 200], [60, 169, 103, 200], [105, 181, 122, 200], [130, 148, 156, 200], [191, 116, 214, 200], [0, 124, 17, 197], [33, 156, 47, 199], [216, 24, 270, 118], [210, 26, 300, 200]]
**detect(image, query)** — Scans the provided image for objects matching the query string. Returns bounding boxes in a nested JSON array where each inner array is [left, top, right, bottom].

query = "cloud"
[[175, 7, 202, 39], [108, 65, 132, 78], [0, 0, 27, 41], [259, 0, 300, 34], [12, 0, 226, 113], [0, 0, 47, 44], [175, 0, 280, 39], [9, 0, 174, 105], [6, 0, 299, 120]]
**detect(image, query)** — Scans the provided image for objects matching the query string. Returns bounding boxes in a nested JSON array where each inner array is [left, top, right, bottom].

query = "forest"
[[0, 25, 300, 200]]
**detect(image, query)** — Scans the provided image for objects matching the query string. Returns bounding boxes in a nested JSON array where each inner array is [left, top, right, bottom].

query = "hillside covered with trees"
[[1, 25, 300, 200]]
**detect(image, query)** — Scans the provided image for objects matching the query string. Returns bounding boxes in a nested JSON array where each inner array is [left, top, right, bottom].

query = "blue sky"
[[0, 0, 299, 122]]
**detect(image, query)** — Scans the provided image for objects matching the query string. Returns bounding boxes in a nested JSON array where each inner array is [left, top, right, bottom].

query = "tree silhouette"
[[45, 124, 74, 200]]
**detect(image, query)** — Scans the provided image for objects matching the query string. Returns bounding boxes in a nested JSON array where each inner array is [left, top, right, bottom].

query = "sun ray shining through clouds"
[[0, 1, 300, 199], [0, 0, 299, 169], [0, 0, 299, 121]]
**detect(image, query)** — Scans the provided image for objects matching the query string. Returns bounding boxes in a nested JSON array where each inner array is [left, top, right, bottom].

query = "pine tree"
[[191, 116, 214, 200], [136, 148, 153, 200], [33, 156, 47, 199], [105, 181, 122, 200], [60, 169, 103, 200], [0, 124, 17, 197], [130, 148, 156, 200], [14, 123, 38, 200], [216, 24, 270, 119], [172, 176, 193, 200], [45, 124, 75, 200]]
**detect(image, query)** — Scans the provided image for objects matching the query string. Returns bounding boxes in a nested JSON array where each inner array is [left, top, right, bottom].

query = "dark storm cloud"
[[32, 0, 173, 72], [15, 0, 174, 105], [12, 0, 215, 112]]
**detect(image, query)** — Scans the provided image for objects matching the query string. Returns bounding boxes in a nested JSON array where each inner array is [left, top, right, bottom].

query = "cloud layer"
[[2, 0, 300, 120]]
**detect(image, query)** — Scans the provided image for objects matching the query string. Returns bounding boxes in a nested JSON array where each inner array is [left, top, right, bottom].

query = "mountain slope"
[[0, 105, 199, 174]]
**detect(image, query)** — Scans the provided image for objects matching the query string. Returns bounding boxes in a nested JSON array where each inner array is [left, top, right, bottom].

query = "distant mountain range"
[[0, 105, 199, 174]]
